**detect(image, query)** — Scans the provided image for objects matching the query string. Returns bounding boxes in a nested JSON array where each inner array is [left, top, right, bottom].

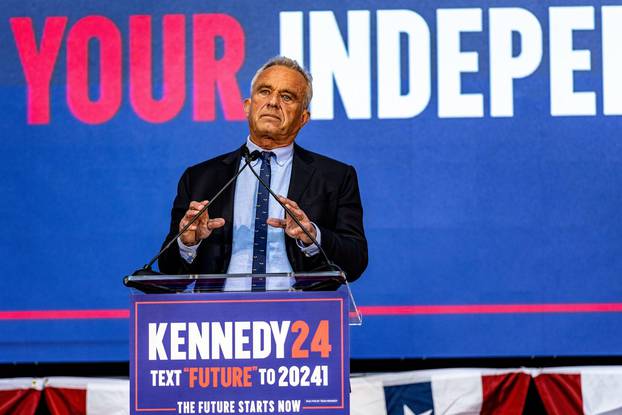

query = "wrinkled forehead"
[[252, 65, 309, 95]]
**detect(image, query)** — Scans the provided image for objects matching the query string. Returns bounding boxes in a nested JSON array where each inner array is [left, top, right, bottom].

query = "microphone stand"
[[132, 148, 260, 276], [242, 151, 344, 280]]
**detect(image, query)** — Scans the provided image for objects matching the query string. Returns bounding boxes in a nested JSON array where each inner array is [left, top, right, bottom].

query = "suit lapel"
[[219, 146, 243, 272], [219, 147, 242, 225], [284, 144, 315, 271], [287, 144, 316, 202]]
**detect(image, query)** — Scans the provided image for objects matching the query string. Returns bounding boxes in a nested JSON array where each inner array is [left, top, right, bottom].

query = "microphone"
[[244, 148, 262, 163], [131, 146, 260, 276], [242, 150, 343, 280]]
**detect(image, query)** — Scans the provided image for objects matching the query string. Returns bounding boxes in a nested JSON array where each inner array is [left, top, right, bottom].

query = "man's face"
[[244, 65, 310, 149]]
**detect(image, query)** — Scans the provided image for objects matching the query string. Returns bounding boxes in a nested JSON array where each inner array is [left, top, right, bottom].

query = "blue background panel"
[[1, 0, 621, 362]]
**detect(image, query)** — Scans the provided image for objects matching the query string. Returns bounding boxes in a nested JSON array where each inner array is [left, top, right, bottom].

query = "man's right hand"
[[178, 200, 225, 246]]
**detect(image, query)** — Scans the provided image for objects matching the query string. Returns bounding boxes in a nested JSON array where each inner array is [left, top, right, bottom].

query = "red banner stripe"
[[358, 303, 622, 315], [0, 309, 130, 320], [1, 303, 622, 320]]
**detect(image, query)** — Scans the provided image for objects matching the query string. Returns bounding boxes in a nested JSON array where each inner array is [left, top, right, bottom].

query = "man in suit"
[[158, 57, 367, 285]]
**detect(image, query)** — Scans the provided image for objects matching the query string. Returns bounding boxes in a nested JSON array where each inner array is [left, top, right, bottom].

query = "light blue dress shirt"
[[178, 138, 320, 290]]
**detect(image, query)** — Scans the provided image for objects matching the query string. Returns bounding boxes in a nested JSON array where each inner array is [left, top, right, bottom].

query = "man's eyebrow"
[[254, 83, 300, 100], [254, 82, 272, 91], [280, 89, 299, 99]]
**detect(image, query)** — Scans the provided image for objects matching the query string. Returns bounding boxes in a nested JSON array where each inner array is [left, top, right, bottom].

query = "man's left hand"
[[267, 196, 316, 244]]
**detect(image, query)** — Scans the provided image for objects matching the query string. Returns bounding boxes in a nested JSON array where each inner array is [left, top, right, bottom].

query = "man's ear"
[[300, 109, 310, 127], [243, 98, 251, 117]]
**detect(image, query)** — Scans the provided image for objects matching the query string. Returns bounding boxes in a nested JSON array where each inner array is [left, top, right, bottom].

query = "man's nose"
[[267, 92, 279, 107]]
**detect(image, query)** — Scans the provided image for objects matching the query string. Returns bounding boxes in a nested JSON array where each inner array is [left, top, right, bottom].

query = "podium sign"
[[130, 290, 350, 415]]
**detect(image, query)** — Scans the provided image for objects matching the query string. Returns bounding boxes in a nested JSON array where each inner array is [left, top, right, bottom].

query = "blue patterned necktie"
[[252, 151, 274, 290]]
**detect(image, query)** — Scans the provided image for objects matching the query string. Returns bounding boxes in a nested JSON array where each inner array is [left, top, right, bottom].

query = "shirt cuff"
[[177, 237, 200, 263], [296, 223, 321, 257]]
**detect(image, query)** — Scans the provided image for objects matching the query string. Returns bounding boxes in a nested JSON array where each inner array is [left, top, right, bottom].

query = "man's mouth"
[[260, 113, 281, 121]]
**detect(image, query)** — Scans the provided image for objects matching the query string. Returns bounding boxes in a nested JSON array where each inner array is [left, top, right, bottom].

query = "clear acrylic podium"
[[124, 271, 362, 325]]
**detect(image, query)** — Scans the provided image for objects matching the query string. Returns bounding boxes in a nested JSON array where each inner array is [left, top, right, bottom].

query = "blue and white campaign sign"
[[130, 291, 349, 415], [1, 0, 622, 363]]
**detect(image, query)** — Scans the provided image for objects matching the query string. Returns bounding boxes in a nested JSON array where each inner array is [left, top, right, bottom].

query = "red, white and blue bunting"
[[1, 367, 621, 414]]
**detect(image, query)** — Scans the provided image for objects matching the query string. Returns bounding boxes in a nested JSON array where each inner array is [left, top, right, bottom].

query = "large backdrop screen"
[[2, 0, 622, 362]]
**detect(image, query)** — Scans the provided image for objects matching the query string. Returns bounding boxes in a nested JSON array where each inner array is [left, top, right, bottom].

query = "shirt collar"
[[245, 136, 293, 167]]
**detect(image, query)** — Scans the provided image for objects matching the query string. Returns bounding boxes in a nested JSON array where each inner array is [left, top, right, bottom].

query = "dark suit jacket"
[[158, 144, 368, 281]]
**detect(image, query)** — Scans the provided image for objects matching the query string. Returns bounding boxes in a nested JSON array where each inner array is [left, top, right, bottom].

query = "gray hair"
[[250, 56, 313, 109]]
